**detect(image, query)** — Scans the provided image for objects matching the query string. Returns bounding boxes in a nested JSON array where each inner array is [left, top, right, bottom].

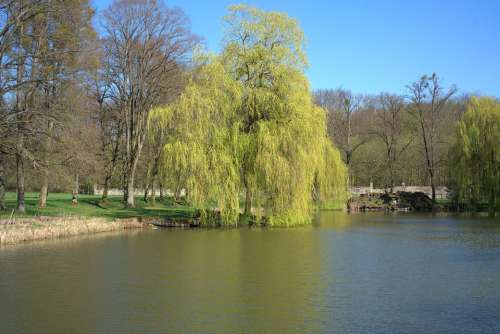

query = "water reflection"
[[1, 213, 499, 333]]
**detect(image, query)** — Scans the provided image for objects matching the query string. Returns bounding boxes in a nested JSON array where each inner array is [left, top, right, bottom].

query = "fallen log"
[[146, 217, 201, 228]]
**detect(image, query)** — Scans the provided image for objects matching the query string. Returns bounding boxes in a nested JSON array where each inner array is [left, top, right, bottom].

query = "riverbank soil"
[[0, 216, 148, 245]]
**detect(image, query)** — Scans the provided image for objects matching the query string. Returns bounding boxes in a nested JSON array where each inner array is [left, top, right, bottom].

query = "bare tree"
[[371, 93, 413, 191], [11, 0, 47, 212], [36, 0, 95, 208], [101, 0, 197, 207], [0, 91, 11, 210], [0, 0, 95, 211], [0, 151, 6, 210], [1, 0, 37, 212], [90, 60, 124, 200], [407, 73, 457, 202], [315, 88, 368, 184]]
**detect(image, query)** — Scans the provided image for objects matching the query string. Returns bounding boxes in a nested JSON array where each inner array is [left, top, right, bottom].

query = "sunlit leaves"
[[450, 97, 500, 213], [152, 5, 347, 225]]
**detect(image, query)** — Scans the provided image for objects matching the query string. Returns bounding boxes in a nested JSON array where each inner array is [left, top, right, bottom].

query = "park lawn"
[[0, 192, 194, 220]]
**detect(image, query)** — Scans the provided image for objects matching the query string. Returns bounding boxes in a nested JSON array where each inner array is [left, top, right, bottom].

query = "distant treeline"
[[314, 78, 462, 190], [0, 1, 498, 216], [0, 0, 198, 211], [315, 83, 499, 212]]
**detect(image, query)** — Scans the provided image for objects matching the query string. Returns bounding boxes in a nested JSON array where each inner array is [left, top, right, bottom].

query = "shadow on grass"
[[0, 192, 194, 220]]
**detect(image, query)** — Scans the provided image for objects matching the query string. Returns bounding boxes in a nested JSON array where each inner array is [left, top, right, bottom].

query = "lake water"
[[1, 212, 499, 333]]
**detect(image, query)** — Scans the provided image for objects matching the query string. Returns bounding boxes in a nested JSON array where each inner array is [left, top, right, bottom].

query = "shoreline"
[[2, 210, 496, 247], [0, 216, 149, 246]]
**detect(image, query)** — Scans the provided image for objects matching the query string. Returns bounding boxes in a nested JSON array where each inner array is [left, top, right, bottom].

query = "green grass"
[[0, 192, 194, 220]]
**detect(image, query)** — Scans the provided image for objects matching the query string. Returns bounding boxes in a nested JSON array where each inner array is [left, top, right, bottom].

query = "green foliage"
[[150, 58, 244, 224], [450, 97, 500, 213], [151, 5, 347, 226]]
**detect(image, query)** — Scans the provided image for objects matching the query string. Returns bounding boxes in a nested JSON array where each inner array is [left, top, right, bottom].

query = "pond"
[[1, 212, 499, 333]]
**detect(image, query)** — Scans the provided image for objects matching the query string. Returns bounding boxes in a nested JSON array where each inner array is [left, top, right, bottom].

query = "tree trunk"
[[16, 147, 25, 213], [125, 161, 138, 208], [143, 159, 152, 202], [15, 94, 25, 213], [419, 120, 437, 205], [14, 10, 26, 213], [126, 173, 135, 207], [102, 175, 110, 200], [39, 121, 51, 208], [122, 178, 127, 202], [72, 173, 79, 205], [39, 167, 49, 208], [143, 185, 149, 203], [121, 157, 128, 202], [39, 91, 54, 209], [0, 155, 6, 210], [388, 159, 394, 193], [159, 182, 164, 199], [143, 164, 150, 202], [150, 177, 156, 206], [125, 148, 141, 208], [150, 155, 161, 206]]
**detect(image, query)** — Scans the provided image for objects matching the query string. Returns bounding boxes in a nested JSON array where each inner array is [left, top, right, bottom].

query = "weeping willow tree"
[[151, 57, 244, 224], [151, 5, 347, 225], [450, 97, 500, 214]]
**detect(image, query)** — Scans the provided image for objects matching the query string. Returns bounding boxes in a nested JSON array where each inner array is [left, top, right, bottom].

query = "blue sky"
[[92, 0, 500, 96]]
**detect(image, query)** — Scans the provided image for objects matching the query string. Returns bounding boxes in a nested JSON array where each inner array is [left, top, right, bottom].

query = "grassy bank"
[[0, 192, 195, 246], [0, 192, 194, 219]]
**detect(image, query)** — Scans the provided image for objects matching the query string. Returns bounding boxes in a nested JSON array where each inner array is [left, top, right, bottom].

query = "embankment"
[[0, 216, 148, 246]]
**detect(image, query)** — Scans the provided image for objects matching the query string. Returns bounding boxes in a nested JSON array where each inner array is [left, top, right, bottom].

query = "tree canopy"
[[151, 5, 347, 225], [450, 97, 500, 214], [2, 1, 494, 217]]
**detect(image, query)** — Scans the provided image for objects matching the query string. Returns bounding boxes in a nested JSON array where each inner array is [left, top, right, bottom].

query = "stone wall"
[[350, 185, 449, 199], [93, 185, 449, 199], [93, 186, 185, 197]]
